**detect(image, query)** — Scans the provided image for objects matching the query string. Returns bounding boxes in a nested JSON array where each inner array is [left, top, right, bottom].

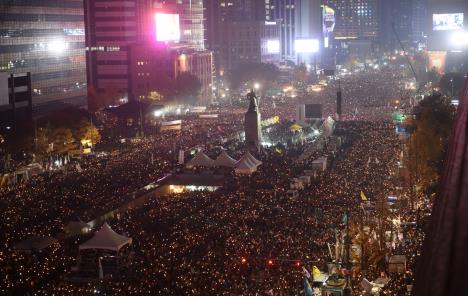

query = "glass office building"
[[0, 0, 87, 109]]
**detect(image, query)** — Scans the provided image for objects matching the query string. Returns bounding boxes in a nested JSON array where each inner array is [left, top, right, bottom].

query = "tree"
[[426, 67, 441, 87], [151, 74, 177, 100], [88, 85, 120, 112], [74, 118, 101, 148], [83, 125, 101, 146], [439, 72, 465, 98], [35, 128, 50, 156], [50, 128, 76, 154], [175, 73, 202, 104], [406, 94, 455, 191]]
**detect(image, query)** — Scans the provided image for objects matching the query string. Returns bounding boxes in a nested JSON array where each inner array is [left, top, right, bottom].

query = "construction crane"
[[392, 22, 424, 105]]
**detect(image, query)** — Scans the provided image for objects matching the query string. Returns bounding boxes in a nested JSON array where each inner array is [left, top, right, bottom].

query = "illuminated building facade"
[[0, 0, 87, 108], [322, 0, 379, 41], [85, 0, 211, 105], [226, 21, 280, 70], [204, 0, 267, 75], [268, 0, 296, 61], [426, 0, 468, 73], [84, 0, 150, 105], [156, 0, 205, 50], [412, 0, 427, 45], [380, 0, 419, 50]]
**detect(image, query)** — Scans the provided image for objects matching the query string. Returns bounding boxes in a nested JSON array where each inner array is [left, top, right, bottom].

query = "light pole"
[[450, 78, 454, 99]]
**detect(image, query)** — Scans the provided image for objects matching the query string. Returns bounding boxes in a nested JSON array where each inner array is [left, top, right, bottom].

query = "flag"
[[304, 277, 314, 296], [361, 191, 368, 201], [302, 266, 311, 279], [312, 266, 321, 278]]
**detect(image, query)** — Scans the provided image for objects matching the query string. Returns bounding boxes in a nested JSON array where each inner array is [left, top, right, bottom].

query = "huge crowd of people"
[[0, 67, 427, 295]]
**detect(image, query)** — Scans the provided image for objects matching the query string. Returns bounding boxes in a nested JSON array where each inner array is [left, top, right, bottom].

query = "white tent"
[[234, 152, 262, 174], [79, 223, 132, 252], [186, 151, 215, 168], [312, 157, 327, 172], [214, 151, 238, 168], [242, 151, 262, 166]]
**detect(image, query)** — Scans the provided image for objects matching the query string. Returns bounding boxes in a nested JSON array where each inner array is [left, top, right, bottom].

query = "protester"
[[0, 68, 420, 295]]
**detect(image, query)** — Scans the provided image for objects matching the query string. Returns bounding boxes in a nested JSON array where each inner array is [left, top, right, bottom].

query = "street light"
[[254, 82, 260, 90], [450, 78, 454, 99], [451, 31, 468, 46]]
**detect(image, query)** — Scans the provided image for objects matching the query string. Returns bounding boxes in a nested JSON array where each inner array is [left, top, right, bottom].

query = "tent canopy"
[[186, 151, 215, 168], [214, 151, 238, 168], [79, 223, 132, 252], [242, 151, 262, 166], [234, 152, 262, 174], [290, 123, 303, 132]]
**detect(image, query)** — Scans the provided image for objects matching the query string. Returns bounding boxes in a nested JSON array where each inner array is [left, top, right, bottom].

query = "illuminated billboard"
[[322, 5, 336, 49], [322, 5, 336, 34], [428, 51, 447, 74], [155, 13, 180, 42], [295, 39, 320, 53], [266, 40, 280, 54], [433, 13, 464, 31]]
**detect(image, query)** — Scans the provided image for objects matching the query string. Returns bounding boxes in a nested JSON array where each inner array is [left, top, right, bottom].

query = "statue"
[[246, 89, 258, 113], [244, 89, 261, 149]]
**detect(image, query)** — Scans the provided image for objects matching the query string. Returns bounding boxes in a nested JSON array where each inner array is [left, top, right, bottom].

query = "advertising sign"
[[155, 13, 181, 42], [433, 13, 464, 31]]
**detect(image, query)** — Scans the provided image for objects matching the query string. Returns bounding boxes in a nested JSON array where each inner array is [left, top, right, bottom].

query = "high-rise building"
[[204, 0, 267, 75], [129, 45, 213, 104], [295, 0, 322, 65], [84, 0, 148, 104], [269, 0, 296, 62], [0, 0, 87, 109], [158, 0, 205, 50], [322, 0, 379, 41], [85, 0, 209, 104], [412, 0, 427, 45], [380, 0, 414, 50], [226, 20, 280, 70]]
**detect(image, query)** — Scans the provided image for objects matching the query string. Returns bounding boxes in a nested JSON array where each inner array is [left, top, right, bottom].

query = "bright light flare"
[[254, 83, 261, 90], [154, 110, 163, 117], [266, 39, 280, 54], [48, 40, 68, 53], [155, 13, 181, 42], [295, 39, 320, 53], [451, 31, 468, 46]]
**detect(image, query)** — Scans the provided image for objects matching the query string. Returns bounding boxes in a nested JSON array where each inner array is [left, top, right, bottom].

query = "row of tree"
[[35, 118, 101, 155], [2, 108, 101, 157], [404, 93, 456, 206]]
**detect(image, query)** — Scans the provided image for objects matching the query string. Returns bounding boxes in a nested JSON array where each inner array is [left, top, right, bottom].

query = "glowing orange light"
[[267, 259, 273, 266], [241, 257, 247, 264]]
